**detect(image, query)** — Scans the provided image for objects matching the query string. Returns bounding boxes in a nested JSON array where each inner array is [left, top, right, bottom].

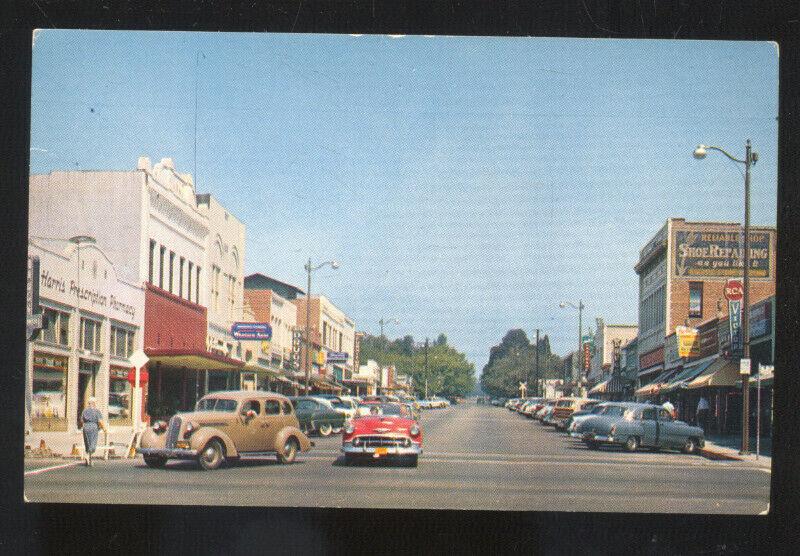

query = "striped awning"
[[686, 358, 740, 389], [634, 367, 681, 398], [661, 357, 717, 393]]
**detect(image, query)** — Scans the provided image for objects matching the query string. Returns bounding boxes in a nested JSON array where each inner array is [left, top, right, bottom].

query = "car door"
[[260, 398, 282, 450], [639, 407, 659, 447], [295, 399, 314, 431], [237, 398, 265, 452], [657, 408, 679, 449]]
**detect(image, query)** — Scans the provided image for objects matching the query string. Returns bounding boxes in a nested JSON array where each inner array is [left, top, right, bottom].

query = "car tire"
[[332, 426, 342, 435], [406, 455, 418, 468], [143, 455, 167, 468], [585, 440, 598, 450], [683, 437, 699, 454], [198, 439, 224, 470], [344, 454, 356, 466], [318, 423, 333, 437], [624, 436, 640, 452], [277, 437, 299, 464]]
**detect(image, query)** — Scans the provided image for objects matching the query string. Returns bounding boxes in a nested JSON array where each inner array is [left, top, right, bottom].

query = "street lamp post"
[[693, 140, 758, 454], [379, 317, 399, 338], [303, 258, 339, 395], [559, 300, 585, 395]]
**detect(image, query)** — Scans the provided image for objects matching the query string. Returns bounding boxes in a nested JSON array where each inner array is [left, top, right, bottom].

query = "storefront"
[[27, 240, 144, 434]]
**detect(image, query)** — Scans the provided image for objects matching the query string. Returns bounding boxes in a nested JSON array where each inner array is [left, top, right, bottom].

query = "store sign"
[[728, 300, 743, 356], [327, 351, 349, 363], [676, 326, 700, 358], [315, 351, 326, 365], [724, 279, 744, 301], [750, 300, 772, 339], [231, 322, 272, 340], [674, 230, 771, 278], [582, 343, 591, 371], [39, 268, 137, 318]]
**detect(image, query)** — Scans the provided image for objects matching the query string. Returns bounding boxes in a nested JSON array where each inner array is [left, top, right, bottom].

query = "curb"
[[700, 448, 743, 461]]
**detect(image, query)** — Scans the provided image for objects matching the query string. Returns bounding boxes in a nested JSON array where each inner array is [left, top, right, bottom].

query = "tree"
[[480, 329, 563, 398]]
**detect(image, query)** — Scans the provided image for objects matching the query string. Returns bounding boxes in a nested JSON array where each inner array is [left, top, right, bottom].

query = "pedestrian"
[[80, 397, 105, 467], [662, 399, 677, 420], [696, 396, 710, 434]]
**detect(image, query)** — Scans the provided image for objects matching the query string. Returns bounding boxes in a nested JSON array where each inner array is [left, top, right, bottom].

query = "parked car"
[[520, 398, 545, 417], [137, 391, 313, 470], [425, 396, 450, 409], [315, 394, 358, 423], [289, 396, 348, 437], [341, 402, 422, 466], [551, 398, 601, 430], [577, 402, 705, 453], [566, 402, 622, 435]]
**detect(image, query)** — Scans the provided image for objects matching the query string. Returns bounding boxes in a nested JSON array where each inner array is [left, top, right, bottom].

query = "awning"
[[145, 349, 245, 372], [588, 379, 610, 395], [634, 367, 681, 398], [661, 357, 717, 393], [685, 358, 740, 389]]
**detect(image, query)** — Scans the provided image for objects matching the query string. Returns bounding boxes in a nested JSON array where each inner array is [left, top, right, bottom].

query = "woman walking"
[[80, 397, 105, 466]]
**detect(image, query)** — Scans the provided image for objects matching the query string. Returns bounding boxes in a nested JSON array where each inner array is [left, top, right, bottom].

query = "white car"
[[427, 396, 449, 409]]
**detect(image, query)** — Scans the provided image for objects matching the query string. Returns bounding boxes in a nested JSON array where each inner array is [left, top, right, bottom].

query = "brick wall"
[[244, 289, 272, 323]]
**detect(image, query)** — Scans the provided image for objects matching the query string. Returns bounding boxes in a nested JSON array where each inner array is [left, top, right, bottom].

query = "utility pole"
[[305, 258, 312, 394], [741, 139, 753, 454], [535, 328, 540, 397], [424, 337, 429, 399]]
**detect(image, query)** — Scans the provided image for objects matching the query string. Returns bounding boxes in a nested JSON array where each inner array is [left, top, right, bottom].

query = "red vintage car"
[[341, 402, 422, 467]]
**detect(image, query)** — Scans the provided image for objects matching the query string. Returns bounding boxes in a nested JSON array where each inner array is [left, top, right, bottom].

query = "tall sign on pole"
[[725, 279, 744, 357]]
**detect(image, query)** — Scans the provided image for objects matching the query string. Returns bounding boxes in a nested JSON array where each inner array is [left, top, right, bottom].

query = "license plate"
[[176, 441, 190, 449], [375, 447, 388, 455]]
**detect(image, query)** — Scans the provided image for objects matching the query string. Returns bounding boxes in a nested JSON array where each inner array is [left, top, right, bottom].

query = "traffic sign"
[[129, 349, 149, 370], [739, 358, 751, 375], [231, 322, 272, 340], [724, 279, 744, 302]]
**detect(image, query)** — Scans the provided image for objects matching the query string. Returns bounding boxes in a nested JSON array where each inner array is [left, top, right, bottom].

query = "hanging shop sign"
[[327, 351, 349, 363], [231, 322, 272, 340], [676, 326, 700, 358], [728, 300, 743, 356]]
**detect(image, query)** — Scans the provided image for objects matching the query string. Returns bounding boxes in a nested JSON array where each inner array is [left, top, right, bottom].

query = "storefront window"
[[208, 370, 229, 392], [81, 318, 102, 352], [31, 353, 68, 431], [108, 367, 132, 425], [689, 282, 703, 318]]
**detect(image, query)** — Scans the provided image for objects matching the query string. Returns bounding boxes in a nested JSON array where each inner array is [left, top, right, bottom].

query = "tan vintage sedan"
[[137, 391, 314, 470]]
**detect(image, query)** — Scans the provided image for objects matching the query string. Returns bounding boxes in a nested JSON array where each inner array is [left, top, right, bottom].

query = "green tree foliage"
[[358, 333, 476, 397], [480, 330, 563, 398]]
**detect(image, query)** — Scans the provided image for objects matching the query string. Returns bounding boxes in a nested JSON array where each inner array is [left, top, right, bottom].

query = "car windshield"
[[590, 405, 606, 414], [331, 400, 348, 409], [556, 400, 571, 407], [359, 403, 407, 416], [195, 398, 238, 412], [601, 406, 627, 417]]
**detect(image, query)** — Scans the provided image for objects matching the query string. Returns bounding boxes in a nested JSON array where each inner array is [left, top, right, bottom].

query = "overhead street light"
[[693, 139, 758, 455], [303, 259, 339, 394], [378, 317, 399, 337]]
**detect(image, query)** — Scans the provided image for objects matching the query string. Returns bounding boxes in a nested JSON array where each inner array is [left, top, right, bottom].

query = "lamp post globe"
[[693, 145, 708, 159]]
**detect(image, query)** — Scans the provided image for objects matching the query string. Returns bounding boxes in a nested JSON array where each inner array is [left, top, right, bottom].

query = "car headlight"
[[344, 422, 355, 434], [410, 424, 420, 436], [185, 421, 200, 437], [609, 425, 616, 435], [152, 421, 167, 433]]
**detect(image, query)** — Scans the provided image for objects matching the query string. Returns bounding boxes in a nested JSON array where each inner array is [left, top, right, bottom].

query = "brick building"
[[634, 218, 776, 390]]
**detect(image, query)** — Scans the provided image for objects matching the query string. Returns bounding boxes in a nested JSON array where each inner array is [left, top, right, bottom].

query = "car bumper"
[[341, 442, 422, 456], [137, 447, 199, 459], [581, 433, 615, 444]]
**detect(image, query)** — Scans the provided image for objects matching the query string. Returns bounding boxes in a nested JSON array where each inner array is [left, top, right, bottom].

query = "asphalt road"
[[24, 401, 771, 513]]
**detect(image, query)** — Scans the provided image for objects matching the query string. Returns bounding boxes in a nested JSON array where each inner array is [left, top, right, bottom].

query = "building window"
[[108, 367, 132, 426], [212, 265, 220, 311], [187, 261, 194, 303], [31, 353, 69, 431], [159, 245, 165, 289], [179, 257, 185, 298], [169, 251, 175, 293], [196, 265, 201, 305], [40, 307, 70, 347], [228, 275, 235, 318], [689, 282, 703, 319], [80, 318, 102, 352], [110, 325, 135, 358], [148, 240, 156, 284]]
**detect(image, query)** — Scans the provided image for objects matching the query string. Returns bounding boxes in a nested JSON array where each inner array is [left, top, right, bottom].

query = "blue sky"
[[30, 31, 778, 373]]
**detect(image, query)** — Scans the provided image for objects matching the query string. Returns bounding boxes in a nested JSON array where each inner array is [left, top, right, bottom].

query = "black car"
[[288, 396, 348, 437]]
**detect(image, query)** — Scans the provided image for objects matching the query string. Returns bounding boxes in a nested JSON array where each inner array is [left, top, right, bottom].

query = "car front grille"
[[165, 416, 182, 448], [355, 435, 411, 448]]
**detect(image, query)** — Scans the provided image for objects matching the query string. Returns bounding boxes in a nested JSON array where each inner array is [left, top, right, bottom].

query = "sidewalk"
[[700, 434, 772, 468], [25, 429, 135, 459]]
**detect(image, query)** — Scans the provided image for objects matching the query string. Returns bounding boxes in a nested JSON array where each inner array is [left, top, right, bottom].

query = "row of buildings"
[[556, 218, 776, 437], [25, 157, 405, 440]]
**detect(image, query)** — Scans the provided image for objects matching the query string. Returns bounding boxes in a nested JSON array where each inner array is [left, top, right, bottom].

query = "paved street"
[[25, 401, 770, 513]]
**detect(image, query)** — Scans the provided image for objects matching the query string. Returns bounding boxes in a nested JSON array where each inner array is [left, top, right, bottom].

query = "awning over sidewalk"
[[634, 367, 681, 398], [686, 358, 740, 389], [588, 379, 610, 395], [145, 349, 245, 371], [661, 357, 717, 393]]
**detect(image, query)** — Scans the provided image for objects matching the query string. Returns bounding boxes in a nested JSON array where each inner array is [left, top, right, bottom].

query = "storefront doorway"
[[77, 359, 99, 428]]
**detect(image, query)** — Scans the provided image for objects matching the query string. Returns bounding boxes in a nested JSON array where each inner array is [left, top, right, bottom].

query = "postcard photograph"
[[24, 30, 776, 514]]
